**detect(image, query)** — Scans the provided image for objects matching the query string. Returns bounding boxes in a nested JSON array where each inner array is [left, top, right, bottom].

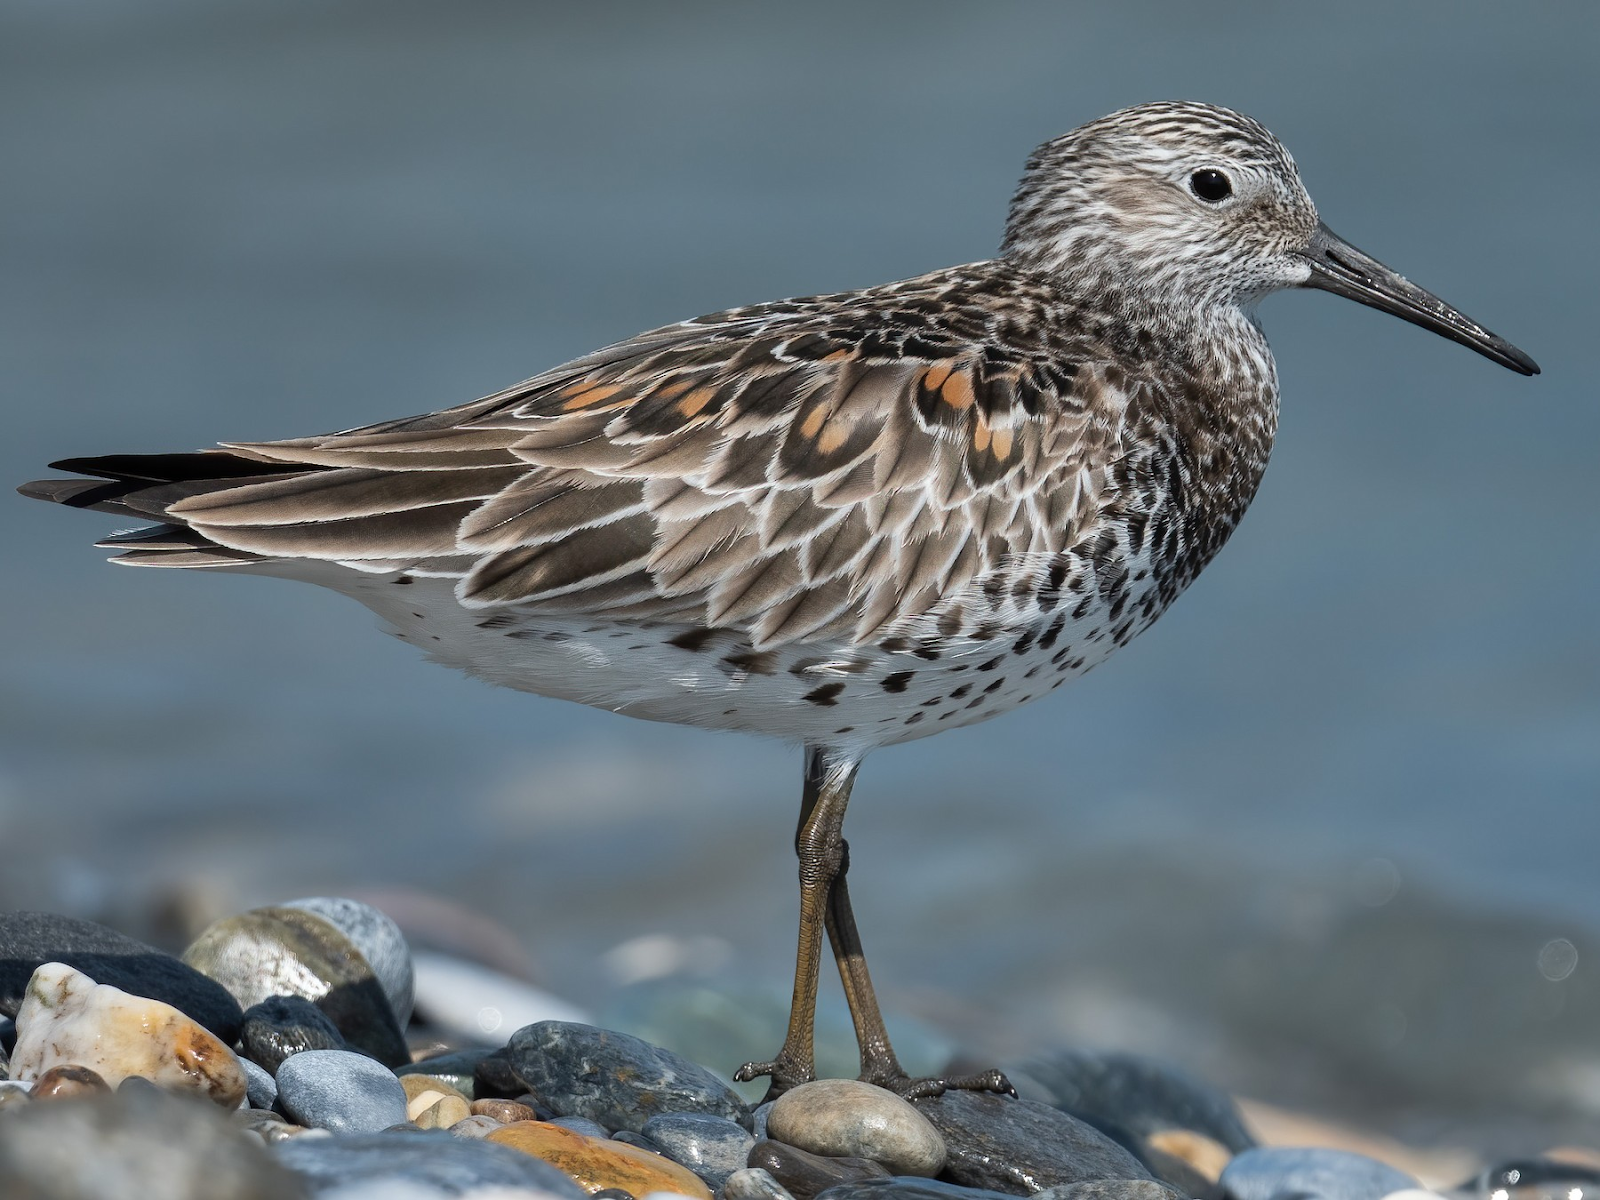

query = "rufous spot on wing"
[[817, 423, 851, 455], [990, 424, 1014, 460], [676, 386, 717, 418], [923, 362, 955, 391], [559, 382, 624, 411], [941, 370, 975, 412], [973, 413, 992, 453], [800, 406, 827, 439]]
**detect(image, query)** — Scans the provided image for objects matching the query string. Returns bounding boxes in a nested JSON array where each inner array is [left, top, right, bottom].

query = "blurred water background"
[[2, 0, 1596, 1156]]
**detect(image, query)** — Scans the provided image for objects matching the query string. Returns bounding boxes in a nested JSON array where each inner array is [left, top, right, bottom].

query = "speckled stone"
[[725, 1167, 800, 1200], [450, 1114, 504, 1139], [551, 1114, 613, 1138], [505, 1021, 748, 1133], [1037, 1181, 1188, 1200], [769, 1080, 945, 1177], [241, 1057, 278, 1110], [29, 1063, 110, 1100], [1220, 1148, 1418, 1200], [488, 1119, 713, 1198], [11, 962, 246, 1107], [274, 1049, 408, 1134], [643, 1111, 757, 1189], [283, 897, 414, 1027], [182, 906, 409, 1067], [0, 1087, 305, 1199], [813, 1177, 1020, 1200], [273, 1127, 588, 1197], [473, 1097, 539, 1124], [914, 1092, 1152, 1193], [749, 1137, 891, 1200], [239, 995, 347, 1074], [0, 912, 243, 1041]]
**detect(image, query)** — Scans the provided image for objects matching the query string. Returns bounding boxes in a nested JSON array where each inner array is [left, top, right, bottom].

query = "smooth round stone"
[[551, 1114, 613, 1138], [914, 1091, 1152, 1193], [813, 1178, 1019, 1200], [472, 1098, 538, 1124], [752, 1101, 774, 1139], [0, 1086, 305, 1199], [12, 962, 247, 1108], [613, 1128, 665, 1153], [749, 1137, 891, 1200], [768, 1080, 945, 1178], [240, 995, 348, 1074], [1007, 1050, 1255, 1153], [415, 1094, 472, 1130], [450, 1114, 504, 1139], [505, 1021, 748, 1133], [242, 1057, 279, 1110], [275, 1049, 408, 1134], [274, 1128, 588, 1197], [398, 1047, 498, 1100], [30, 1063, 111, 1100], [1221, 1148, 1418, 1200], [488, 1120, 713, 1198], [284, 897, 414, 1028], [725, 1167, 799, 1200], [401, 1073, 470, 1110], [1037, 1181, 1188, 1200], [183, 906, 409, 1067], [642, 1111, 756, 1189], [0, 911, 243, 1041]]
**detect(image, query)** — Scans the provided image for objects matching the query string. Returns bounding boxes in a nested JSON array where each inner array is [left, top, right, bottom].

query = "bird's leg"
[[734, 746, 858, 1099], [821, 805, 1016, 1101]]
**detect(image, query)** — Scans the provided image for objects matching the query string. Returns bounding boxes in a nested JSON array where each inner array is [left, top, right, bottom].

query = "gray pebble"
[[449, 1114, 503, 1139], [505, 1020, 748, 1133], [769, 1080, 945, 1177], [549, 1114, 612, 1139], [1038, 1182, 1188, 1200], [1221, 1147, 1417, 1200], [274, 1049, 407, 1134], [752, 1100, 774, 1140], [814, 1178, 1019, 1200], [611, 1129, 664, 1153], [273, 1128, 588, 1197], [915, 1091, 1152, 1193], [240, 994, 347, 1074], [725, 1167, 800, 1200], [641, 1111, 755, 1189], [284, 897, 414, 1027], [241, 1058, 279, 1110]]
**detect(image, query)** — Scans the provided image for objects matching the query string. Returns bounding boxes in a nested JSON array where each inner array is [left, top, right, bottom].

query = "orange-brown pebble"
[[1146, 1129, 1232, 1182], [487, 1120, 712, 1199], [28, 1064, 110, 1100], [471, 1098, 537, 1124]]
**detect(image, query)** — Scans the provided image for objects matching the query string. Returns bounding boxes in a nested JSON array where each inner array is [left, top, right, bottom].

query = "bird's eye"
[[1189, 169, 1233, 203]]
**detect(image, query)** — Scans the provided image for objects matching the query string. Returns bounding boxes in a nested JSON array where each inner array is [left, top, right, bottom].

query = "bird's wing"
[[154, 281, 1124, 649]]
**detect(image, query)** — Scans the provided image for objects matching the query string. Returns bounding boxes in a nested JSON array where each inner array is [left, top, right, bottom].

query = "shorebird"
[[21, 103, 1537, 1099]]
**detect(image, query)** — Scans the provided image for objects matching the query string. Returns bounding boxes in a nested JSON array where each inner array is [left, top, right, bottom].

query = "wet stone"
[[400, 1046, 499, 1100], [12, 962, 246, 1107], [1037, 1181, 1188, 1200], [753, 1100, 775, 1140], [814, 1177, 1020, 1200], [450, 1113, 504, 1139], [750, 1137, 892, 1200], [770, 1079, 946, 1177], [472, 1044, 526, 1099], [30, 1063, 110, 1100], [239, 994, 347, 1075], [1007, 1051, 1254, 1154], [505, 1020, 748, 1133], [643, 1110, 757, 1189], [282, 897, 414, 1027], [552, 1114, 614, 1138], [612, 1128, 665, 1152], [488, 1119, 713, 1198], [241, 1057, 278, 1110], [1462, 1159, 1600, 1200], [915, 1091, 1152, 1193], [473, 1097, 539, 1124], [1220, 1147, 1417, 1200], [183, 905, 409, 1067], [274, 1048, 408, 1134], [0, 911, 243, 1041], [273, 1127, 589, 1198], [0, 1087, 305, 1200], [726, 1167, 800, 1200]]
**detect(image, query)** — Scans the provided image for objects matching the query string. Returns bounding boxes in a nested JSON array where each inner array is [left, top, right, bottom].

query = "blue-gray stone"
[[725, 1167, 799, 1200], [816, 1177, 1020, 1200], [1037, 1182, 1187, 1200], [753, 1100, 774, 1139], [1008, 1050, 1255, 1153], [750, 1137, 891, 1200], [1220, 1147, 1418, 1200], [274, 1049, 407, 1134], [240, 995, 347, 1074], [398, 1047, 498, 1100], [0, 911, 243, 1040], [914, 1092, 1152, 1193], [611, 1129, 663, 1152], [241, 1058, 278, 1110], [505, 1020, 748, 1133], [550, 1115, 611, 1138], [283, 897, 414, 1027], [274, 1128, 588, 1197], [643, 1111, 756, 1189]]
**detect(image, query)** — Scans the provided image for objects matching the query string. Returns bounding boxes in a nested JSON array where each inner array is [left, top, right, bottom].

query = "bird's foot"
[[861, 1065, 1017, 1101], [734, 1054, 816, 1100]]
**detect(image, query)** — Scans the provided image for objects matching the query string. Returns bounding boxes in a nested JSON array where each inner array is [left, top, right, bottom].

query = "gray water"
[[2, 0, 1597, 1152]]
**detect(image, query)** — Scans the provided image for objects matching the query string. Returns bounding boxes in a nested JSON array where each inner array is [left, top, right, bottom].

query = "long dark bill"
[[1300, 221, 1539, 375]]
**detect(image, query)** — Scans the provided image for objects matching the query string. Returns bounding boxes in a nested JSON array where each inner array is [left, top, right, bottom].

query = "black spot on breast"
[[667, 627, 717, 652], [393, 575, 413, 585], [881, 671, 915, 693], [804, 682, 846, 706], [983, 678, 1005, 693], [878, 636, 910, 653], [937, 606, 965, 637], [905, 711, 925, 725], [411, 612, 425, 620], [1037, 613, 1068, 650], [478, 612, 518, 630], [913, 642, 942, 661], [977, 655, 1004, 672], [835, 726, 854, 735], [723, 650, 778, 675], [950, 683, 972, 699], [1011, 629, 1037, 656]]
